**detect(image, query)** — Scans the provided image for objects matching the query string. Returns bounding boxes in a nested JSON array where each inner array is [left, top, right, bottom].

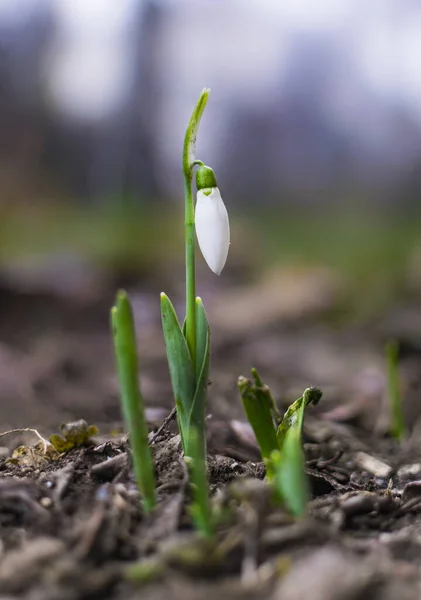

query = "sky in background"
[[0, 0, 419, 120], [0, 0, 421, 200]]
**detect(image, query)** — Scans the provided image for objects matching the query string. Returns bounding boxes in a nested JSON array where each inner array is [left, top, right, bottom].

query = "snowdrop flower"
[[195, 165, 230, 275]]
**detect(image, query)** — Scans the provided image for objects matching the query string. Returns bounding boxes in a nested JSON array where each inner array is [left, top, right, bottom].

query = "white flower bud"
[[195, 187, 230, 275]]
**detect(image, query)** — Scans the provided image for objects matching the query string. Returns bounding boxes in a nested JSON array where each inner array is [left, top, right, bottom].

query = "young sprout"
[[239, 370, 321, 517], [238, 370, 280, 463], [111, 291, 156, 513], [273, 386, 321, 517], [271, 428, 309, 518], [386, 340, 405, 441]]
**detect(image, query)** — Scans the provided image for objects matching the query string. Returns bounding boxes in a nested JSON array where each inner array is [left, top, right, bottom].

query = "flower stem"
[[182, 89, 210, 374], [184, 173, 196, 375]]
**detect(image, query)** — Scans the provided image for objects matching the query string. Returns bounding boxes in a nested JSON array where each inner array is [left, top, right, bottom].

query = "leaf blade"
[[273, 387, 322, 517], [185, 298, 210, 454], [272, 433, 309, 517], [238, 374, 279, 462], [111, 291, 156, 512], [160, 292, 195, 449]]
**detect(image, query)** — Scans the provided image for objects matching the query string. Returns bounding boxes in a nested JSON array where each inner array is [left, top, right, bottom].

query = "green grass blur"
[[1, 200, 419, 315]]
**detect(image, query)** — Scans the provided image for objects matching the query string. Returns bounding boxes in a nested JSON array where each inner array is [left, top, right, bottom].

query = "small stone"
[[402, 481, 421, 503], [39, 497, 53, 508], [271, 546, 381, 600], [397, 464, 421, 480], [354, 452, 393, 479], [20, 467, 33, 475]]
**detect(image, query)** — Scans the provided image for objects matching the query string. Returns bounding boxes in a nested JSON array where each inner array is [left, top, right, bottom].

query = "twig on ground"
[[0, 428, 52, 454], [150, 408, 177, 444]]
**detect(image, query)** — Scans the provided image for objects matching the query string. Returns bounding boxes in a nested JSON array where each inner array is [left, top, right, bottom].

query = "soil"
[[1, 263, 421, 600]]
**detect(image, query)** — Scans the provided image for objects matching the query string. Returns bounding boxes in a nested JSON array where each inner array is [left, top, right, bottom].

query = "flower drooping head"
[[195, 165, 230, 275]]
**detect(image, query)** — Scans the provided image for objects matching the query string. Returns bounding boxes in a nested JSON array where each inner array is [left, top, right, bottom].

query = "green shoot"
[[239, 370, 322, 517], [237, 369, 280, 462], [273, 387, 321, 516], [276, 386, 322, 448], [271, 430, 309, 517], [386, 340, 405, 441], [185, 428, 213, 537], [111, 291, 156, 513], [161, 294, 211, 536]]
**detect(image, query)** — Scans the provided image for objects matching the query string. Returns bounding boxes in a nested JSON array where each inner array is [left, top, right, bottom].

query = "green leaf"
[[160, 292, 195, 450], [251, 368, 282, 423], [164, 298, 211, 533], [271, 433, 308, 517], [273, 387, 322, 517], [195, 297, 209, 385], [238, 372, 279, 462], [111, 291, 156, 512], [185, 298, 210, 455], [276, 387, 322, 448]]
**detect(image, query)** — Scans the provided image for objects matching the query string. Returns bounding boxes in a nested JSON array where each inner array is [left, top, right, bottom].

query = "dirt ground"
[[1, 261, 421, 600]]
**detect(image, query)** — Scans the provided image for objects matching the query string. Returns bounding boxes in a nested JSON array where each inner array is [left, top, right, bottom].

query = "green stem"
[[182, 88, 210, 376], [184, 173, 196, 375], [185, 427, 213, 537]]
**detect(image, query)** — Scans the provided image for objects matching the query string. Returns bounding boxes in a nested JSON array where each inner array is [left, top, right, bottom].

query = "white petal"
[[195, 188, 230, 275]]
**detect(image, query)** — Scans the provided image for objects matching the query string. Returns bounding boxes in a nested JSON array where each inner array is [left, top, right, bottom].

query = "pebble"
[[397, 463, 421, 480], [402, 481, 421, 503], [39, 497, 53, 508], [354, 452, 393, 479]]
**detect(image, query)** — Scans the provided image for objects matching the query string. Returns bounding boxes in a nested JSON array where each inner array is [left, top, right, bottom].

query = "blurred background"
[[0, 0, 421, 435], [1, 0, 421, 267]]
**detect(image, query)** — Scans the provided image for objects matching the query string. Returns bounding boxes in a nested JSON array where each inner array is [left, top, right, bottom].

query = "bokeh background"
[[0, 0, 421, 434]]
